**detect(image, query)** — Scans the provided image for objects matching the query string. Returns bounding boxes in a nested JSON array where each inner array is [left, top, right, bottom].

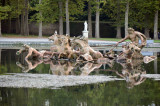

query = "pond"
[[0, 48, 160, 106]]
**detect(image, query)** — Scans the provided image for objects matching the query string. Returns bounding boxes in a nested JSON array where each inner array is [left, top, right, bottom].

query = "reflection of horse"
[[49, 61, 102, 76], [79, 62, 102, 76], [16, 58, 102, 76], [49, 61, 75, 75], [16, 59, 43, 73], [115, 60, 146, 89]]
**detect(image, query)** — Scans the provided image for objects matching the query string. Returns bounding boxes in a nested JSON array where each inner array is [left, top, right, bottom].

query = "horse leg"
[[25, 48, 33, 60], [16, 48, 26, 55], [58, 53, 62, 59]]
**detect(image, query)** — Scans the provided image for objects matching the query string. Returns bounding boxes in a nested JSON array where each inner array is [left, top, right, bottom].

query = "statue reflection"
[[76, 62, 102, 76], [50, 61, 102, 76], [115, 59, 146, 89], [49, 60, 75, 75], [16, 52, 155, 88], [16, 59, 43, 73], [16, 59, 103, 76]]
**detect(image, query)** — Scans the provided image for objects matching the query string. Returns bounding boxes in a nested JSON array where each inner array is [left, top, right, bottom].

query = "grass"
[[2, 34, 48, 38], [89, 38, 160, 43], [1, 34, 160, 43], [89, 38, 121, 41]]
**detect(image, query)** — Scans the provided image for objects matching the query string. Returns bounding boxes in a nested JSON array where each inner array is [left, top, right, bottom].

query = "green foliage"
[[0, 5, 11, 20], [101, 0, 160, 31], [0, 0, 159, 36], [30, 0, 59, 23], [128, 0, 159, 29], [101, 0, 125, 27], [69, 0, 85, 20], [8, 0, 23, 19], [30, 0, 86, 23]]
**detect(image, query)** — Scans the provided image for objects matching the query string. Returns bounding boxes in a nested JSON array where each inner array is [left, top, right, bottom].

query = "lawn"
[[89, 38, 160, 43], [2, 34, 160, 43]]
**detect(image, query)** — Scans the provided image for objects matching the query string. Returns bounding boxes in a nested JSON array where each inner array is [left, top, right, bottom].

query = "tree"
[[95, 0, 100, 38], [0, 49, 2, 65], [58, 1, 63, 35], [30, 0, 59, 35], [102, 0, 125, 38], [128, 0, 159, 39], [30, 0, 85, 36], [39, 0, 42, 37], [88, 0, 92, 38], [24, 0, 29, 36], [125, 0, 129, 37], [154, 10, 159, 40], [116, 0, 122, 38], [20, 0, 29, 36], [0, 5, 11, 37], [10, 0, 23, 34], [20, 0, 25, 35], [66, 0, 69, 35], [153, 1, 159, 40], [128, 0, 154, 39], [7, 0, 21, 33]]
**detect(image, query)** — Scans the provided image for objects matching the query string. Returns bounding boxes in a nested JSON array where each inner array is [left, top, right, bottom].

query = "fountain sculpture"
[[16, 22, 157, 64]]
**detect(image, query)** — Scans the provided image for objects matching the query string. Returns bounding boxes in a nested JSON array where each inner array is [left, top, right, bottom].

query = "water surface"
[[0, 49, 160, 106]]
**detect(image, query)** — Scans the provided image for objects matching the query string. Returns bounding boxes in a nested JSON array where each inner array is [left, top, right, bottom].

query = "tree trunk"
[[20, 12, 25, 35], [95, 0, 100, 38], [16, 16, 20, 34], [66, 0, 70, 35], [8, 17, 11, 33], [154, 52, 157, 74], [0, 49, 1, 64], [125, 0, 129, 37], [144, 16, 150, 39], [0, 19, 2, 37], [116, 0, 121, 38], [117, 26, 121, 38], [39, 0, 42, 37], [88, 0, 92, 38], [16, 0, 20, 34], [24, 0, 29, 36], [59, 1, 63, 35], [144, 27, 150, 39], [154, 10, 158, 40]]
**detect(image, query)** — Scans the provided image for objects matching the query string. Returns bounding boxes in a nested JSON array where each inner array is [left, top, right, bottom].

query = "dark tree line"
[[0, 0, 160, 39]]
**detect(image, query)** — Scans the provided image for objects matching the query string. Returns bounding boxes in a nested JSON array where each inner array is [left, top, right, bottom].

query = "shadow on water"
[[0, 49, 160, 105]]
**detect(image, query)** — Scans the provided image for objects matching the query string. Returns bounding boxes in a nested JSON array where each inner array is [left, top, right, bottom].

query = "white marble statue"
[[84, 21, 88, 31], [54, 30, 57, 35]]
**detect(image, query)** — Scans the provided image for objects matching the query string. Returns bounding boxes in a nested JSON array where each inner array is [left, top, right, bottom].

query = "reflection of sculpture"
[[16, 59, 43, 73], [115, 60, 146, 88], [16, 59, 102, 76], [79, 63, 102, 76], [143, 56, 157, 64], [49, 61, 102, 76]]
